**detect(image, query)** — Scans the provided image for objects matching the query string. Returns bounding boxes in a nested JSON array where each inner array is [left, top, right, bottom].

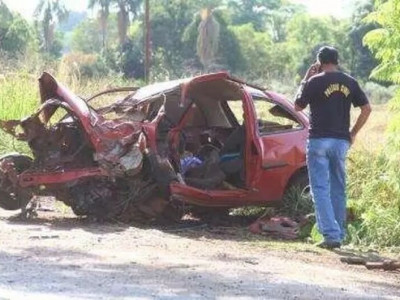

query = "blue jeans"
[[307, 138, 350, 243]]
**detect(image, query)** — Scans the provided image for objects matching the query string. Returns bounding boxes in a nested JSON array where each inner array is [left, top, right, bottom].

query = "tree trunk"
[[99, 10, 108, 49], [197, 8, 220, 71], [144, 0, 151, 83], [117, 5, 129, 45]]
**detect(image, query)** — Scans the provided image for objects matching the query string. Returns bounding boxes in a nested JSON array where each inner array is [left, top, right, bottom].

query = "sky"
[[3, 0, 353, 20]]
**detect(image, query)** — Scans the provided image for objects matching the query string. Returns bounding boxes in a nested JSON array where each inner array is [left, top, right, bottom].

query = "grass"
[[0, 73, 38, 120], [351, 104, 393, 152], [345, 103, 400, 249], [0, 72, 39, 155], [347, 150, 400, 248]]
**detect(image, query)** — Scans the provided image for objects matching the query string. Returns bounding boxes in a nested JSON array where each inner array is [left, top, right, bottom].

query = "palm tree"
[[112, 0, 143, 45], [34, 0, 68, 52], [88, 0, 111, 49], [197, 6, 220, 71]]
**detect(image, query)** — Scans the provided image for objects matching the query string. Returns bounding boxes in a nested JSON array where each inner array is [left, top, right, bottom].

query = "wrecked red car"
[[0, 72, 309, 223]]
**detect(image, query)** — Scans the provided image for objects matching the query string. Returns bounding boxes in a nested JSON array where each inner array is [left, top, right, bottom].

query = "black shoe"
[[315, 240, 341, 249]]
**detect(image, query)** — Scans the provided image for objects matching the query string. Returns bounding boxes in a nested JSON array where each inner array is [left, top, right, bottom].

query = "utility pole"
[[144, 0, 151, 83]]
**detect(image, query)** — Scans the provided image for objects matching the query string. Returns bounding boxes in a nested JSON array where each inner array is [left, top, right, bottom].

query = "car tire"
[[287, 171, 310, 199], [189, 206, 230, 223], [282, 171, 313, 216]]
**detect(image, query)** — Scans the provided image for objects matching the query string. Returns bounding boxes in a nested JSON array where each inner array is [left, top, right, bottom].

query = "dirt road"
[[0, 207, 399, 300]]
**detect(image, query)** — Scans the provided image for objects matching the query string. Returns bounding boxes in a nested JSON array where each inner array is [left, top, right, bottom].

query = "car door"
[[250, 92, 308, 202], [169, 86, 265, 207]]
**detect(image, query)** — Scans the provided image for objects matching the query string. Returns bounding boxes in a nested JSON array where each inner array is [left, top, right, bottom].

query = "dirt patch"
[[0, 206, 399, 300]]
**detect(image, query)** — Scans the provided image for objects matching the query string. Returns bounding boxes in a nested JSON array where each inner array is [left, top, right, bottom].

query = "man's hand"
[[350, 131, 356, 145], [304, 62, 321, 81], [350, 104, 372, 146]]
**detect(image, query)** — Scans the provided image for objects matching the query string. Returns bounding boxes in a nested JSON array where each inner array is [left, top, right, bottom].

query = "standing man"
[[295, 46, 371, 249]]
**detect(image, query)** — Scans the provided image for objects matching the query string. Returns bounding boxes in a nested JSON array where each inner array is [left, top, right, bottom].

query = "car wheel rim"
[[300, 185, 311, 200]]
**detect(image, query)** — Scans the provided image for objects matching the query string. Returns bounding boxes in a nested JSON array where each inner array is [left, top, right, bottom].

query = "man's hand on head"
[[304, 62, 321, 81]]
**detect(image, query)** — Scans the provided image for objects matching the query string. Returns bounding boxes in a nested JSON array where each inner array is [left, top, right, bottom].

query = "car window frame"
[[224, 99, 244, 127], [252, 95, 305, 137]]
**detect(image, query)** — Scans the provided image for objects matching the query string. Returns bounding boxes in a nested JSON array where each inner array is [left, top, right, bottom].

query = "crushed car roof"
[[128, 72, 272, 105], [131, 78, 189, 102], [129, 72, 234, 103]]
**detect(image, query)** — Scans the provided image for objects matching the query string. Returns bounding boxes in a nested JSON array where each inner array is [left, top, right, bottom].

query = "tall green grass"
[[0, 73, 38, 120], [345, 98, 400, 248], [0, 72, 38, 155], [347, 150, 400, 248]]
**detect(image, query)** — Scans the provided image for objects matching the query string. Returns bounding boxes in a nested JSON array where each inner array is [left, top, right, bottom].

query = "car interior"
[[128, 78, 301, 191]]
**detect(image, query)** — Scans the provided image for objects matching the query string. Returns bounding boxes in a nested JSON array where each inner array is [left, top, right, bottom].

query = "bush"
[[347, 150, 400, 247], [60, 52, 111, 79], [363, 81, 397, 104]]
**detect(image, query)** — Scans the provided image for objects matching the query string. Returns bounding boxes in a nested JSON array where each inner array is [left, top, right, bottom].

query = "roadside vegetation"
[[0, 0, 399, 249]]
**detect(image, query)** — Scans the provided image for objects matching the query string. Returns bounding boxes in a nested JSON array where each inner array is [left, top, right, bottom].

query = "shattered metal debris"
[[249, 217, 300, 240], [341, 256, 400, 271]]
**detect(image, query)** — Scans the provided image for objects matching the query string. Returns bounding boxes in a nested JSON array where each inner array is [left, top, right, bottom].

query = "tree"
[[183, 8, 243, 74], [71, 19, 103, 53], [363, 0, 400, 146], [364, 0, 400, 84], [348, 0, 378, 81], [285, 14, 350, 77], [0, 0, 13, 47], [58, 11, 87, 32], [0, 1, 35, 56], [112, 0, 143, 45], [34, 0, 68, 53], [150, 0, 198, 77], [88, 0, 111, 49], [230, 23, 272, 79], [197, 7, 220, 70], [227, 0, 281, 31], [71, 14, 119, 53], [4, 16, 36, 54], [266, 1, 305, 42]]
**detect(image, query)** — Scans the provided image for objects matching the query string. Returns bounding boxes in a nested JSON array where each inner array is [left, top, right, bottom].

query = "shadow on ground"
[[2, 208, 264, 241]]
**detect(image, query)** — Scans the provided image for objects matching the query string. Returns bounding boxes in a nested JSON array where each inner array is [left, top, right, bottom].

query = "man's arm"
[[350, 104, 372, 144], [294, 81, 310, 111], [294, 63, 320, 111]]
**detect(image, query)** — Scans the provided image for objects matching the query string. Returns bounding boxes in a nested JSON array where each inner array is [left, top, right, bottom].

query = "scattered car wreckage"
[[0, 72, 309, 224]]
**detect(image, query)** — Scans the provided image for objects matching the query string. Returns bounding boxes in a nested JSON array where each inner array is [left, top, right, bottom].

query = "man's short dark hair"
[[317, 46, 339, 65]]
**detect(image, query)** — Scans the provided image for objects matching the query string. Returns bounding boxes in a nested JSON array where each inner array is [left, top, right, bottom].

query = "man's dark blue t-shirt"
[[295, 71, 369, 141]]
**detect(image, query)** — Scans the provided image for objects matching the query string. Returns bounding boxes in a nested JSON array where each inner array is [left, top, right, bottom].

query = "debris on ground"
[[29, 235, 60, 240], [249, 216, 300, 240], [341, 255, 400, 271], [365, 260, 400, 271]]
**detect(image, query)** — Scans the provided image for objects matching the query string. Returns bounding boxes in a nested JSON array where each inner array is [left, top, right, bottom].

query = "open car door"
[[248, 90, 308, 202], [169, 73, 265, 207]]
